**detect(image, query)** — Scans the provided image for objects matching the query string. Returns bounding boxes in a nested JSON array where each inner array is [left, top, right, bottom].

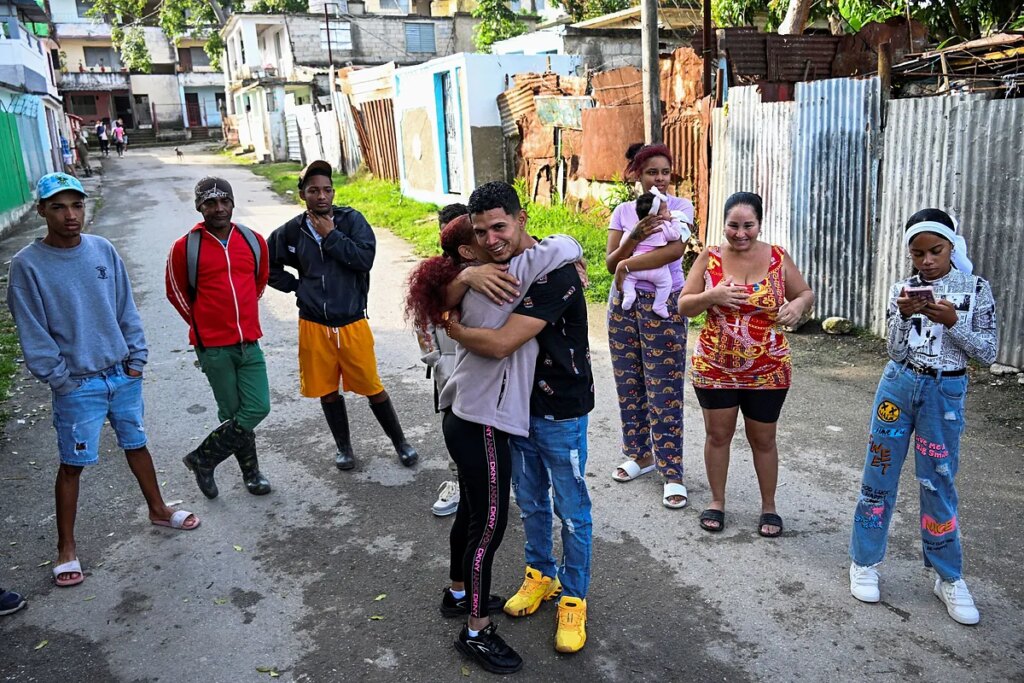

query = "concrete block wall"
[[287, 13, 459, 67]]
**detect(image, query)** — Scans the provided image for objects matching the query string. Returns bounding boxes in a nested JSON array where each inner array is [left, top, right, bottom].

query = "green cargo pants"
[[195, 342, 271, 432]]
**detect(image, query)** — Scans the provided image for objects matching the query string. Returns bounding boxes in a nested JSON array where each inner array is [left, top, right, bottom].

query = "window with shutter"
[[404, 23, 436, 54]]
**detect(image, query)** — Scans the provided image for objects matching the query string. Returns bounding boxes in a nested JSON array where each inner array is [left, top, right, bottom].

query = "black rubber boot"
[[322, 398, 356, 470], [234, 430, 271, 495], [182, 420, 244, 499], [370, 398, 418, 467]]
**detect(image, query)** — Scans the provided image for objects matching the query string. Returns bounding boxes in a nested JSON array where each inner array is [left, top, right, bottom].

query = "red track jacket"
[[166, 223, 270, 348]]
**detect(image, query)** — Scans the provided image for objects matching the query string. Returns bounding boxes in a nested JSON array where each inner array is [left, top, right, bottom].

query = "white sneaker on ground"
[[934, 577, 980, 625], [431, 480, 459, 517], [850, 563, 880, 603]]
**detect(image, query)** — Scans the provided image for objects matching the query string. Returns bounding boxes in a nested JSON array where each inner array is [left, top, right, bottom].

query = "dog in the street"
[[175, 147, 184, 161]]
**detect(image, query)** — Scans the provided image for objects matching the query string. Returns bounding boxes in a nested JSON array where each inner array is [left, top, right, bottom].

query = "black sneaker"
[[439, 587, 505, 617], [0, 589, 27, 616], [455, 623, 523, 675]]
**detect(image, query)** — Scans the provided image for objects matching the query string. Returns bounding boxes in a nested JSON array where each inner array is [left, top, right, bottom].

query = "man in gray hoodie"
[[6, 173, 200, 588]]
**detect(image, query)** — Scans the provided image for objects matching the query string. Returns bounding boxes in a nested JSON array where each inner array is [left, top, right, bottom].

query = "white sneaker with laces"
[[850, 563, 880, 603], [934, 577, 980, 625], [431, 480, 459, 517]]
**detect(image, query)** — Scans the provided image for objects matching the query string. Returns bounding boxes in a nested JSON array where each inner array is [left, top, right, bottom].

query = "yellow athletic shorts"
[[298, 318, 385, 398]]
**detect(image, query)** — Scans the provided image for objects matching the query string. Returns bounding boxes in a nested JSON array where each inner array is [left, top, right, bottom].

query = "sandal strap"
[[699, 509, 725, 522]]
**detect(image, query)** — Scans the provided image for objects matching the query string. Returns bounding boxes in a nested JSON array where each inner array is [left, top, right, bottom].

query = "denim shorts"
[[51, 364, 147, 466]]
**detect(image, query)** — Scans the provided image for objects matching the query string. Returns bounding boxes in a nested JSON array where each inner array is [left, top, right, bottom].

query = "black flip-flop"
[[758, 513, 784, 538], [699, 508, 725, 533]]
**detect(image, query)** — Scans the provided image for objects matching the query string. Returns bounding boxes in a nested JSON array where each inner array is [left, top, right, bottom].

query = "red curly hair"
[[624, 142, 674, 181], [405, 215, 476, 329]]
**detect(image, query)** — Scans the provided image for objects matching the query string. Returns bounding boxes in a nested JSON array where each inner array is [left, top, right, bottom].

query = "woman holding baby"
[[678, 192, 814, 537], [606, 143, 693, 509]]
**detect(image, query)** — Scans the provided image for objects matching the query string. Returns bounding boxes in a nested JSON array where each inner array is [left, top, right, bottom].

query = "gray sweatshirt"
[[439, 235, 583, 437], [6, 235, 148, 395]]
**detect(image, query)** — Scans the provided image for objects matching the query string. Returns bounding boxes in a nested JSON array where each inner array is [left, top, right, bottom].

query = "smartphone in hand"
[[904, 286, 936, 304]]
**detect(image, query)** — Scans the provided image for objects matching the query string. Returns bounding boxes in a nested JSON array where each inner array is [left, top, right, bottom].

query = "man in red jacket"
[[166, 177, 272, 499]]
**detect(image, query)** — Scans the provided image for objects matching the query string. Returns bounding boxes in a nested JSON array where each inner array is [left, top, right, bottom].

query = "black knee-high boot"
[[322, 398, 356, 470], [234, 430, 271, 495], [183, 420, 247, 499], [370, 398, 418, 467]]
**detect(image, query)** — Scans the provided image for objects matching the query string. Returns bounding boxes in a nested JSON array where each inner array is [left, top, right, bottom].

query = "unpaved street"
[[1, 147, 1022, 682]]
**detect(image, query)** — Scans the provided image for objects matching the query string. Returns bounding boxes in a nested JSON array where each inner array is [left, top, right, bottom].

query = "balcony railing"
[[58, 71, 131, 91]]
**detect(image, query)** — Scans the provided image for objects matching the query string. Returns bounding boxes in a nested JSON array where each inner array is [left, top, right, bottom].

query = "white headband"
[[904, 219, 973, 275]]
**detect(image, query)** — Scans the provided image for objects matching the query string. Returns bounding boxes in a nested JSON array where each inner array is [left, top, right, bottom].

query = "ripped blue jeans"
[[850, 360, 967, 581], [510, 415, 592, 599]]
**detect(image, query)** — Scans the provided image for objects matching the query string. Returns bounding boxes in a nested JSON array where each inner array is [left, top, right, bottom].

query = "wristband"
[[624, 264, 631, 274]]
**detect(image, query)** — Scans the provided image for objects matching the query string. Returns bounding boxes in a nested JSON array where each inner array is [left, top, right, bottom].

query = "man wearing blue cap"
[[6, 173, 200, 589]]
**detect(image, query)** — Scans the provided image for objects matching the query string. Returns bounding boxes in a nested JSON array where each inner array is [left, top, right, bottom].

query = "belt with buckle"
[[906, 362, 966, 378]]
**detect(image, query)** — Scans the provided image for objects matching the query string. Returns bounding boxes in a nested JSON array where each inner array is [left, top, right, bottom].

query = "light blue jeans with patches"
[[510, 415, 592, 599], [850, 360, 967, 581]]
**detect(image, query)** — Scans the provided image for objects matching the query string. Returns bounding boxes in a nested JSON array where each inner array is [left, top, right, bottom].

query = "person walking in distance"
[[7, 173, 200, 588], [267, 160, 417, 470], [412, 203, 469, 516], [166, 177, 272, 499], [95, 119, 109, 158]]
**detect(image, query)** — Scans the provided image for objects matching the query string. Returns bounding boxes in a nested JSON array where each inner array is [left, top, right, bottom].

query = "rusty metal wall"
[[662, 107, 708, 240], [873, 94, 1024, 367]]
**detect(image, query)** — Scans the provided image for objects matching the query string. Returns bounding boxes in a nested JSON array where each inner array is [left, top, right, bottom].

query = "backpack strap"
[[186, 224, 262, 303], [185, 229, 202, 302], [233, 223, 262, 278]]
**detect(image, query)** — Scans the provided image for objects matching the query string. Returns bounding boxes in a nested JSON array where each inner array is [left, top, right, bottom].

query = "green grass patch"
[[233, 159, 616, 300], [0, 306, 21, 426]]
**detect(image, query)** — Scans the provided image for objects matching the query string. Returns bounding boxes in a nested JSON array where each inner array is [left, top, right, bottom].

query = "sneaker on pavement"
[[455, 622, 523, 675], [503, 566, 562, 617], [934, 577, 980, 625], [554, 596, 587, 653], [432, 480, 459, 517], [850, 563, 880, 603], [439, 587, 505, 617], [0, 589, 27, 616]]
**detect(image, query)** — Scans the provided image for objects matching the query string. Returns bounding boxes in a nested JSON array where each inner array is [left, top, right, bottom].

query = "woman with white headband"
[[848, 208, 998, 626]]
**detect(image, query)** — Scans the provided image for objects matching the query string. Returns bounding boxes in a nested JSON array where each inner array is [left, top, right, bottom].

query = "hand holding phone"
[[904, 286, 936, 304]]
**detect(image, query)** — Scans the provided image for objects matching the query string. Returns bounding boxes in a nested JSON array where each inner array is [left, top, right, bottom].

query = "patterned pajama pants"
[[607, 287, 687, 481]]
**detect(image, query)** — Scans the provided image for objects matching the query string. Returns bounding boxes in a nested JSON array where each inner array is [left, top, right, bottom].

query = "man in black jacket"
[[267, 160, 417, 470]]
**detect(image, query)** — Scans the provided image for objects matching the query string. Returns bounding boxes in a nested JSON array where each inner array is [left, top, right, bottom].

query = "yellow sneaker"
[[503, 566, 563, 617], [554, 596, 587, 653]]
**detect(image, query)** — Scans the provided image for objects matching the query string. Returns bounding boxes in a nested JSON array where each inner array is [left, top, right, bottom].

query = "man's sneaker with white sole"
[[850, 563, 880, 603], [934, 577, 980, 625]]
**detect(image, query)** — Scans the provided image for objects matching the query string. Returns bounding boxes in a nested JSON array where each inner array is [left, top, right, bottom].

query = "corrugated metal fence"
[[0, 110, 31, 215], [874, 94, 1024, 366], [709, 78, 1024, 366], [709, 78, 880, 324]]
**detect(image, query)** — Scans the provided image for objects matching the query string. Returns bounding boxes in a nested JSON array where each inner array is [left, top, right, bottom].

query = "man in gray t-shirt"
[[6, 173, 200, 589]]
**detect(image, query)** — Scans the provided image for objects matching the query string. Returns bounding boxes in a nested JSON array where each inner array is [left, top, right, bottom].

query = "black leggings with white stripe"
[[443, 410, 512, 619]]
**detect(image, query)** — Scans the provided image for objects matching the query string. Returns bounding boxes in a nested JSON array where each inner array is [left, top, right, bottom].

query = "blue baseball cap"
[[36, 173, 88, 200]]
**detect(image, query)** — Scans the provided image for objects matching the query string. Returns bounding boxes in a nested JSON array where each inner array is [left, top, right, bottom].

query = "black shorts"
[[693, 387, 789, 423]]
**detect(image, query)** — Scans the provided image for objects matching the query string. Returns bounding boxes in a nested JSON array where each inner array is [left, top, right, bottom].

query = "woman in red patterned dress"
[[677, 192, 814, 537]]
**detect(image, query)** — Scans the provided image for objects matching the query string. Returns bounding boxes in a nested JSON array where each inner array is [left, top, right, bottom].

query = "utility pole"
[[324, 3, 336, 94], [640, 0, 661, 144], [702, 0, 712, 97]]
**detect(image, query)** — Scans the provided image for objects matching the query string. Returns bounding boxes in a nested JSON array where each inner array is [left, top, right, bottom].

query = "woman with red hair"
[[605, 143, 693, 509]]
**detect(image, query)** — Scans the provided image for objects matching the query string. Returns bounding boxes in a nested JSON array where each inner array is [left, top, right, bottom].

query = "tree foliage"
[[713, 0, 1022, 38], [471, 0, 529, 52], [547, 0, 633, 22], [86, 0, 232, 72]]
